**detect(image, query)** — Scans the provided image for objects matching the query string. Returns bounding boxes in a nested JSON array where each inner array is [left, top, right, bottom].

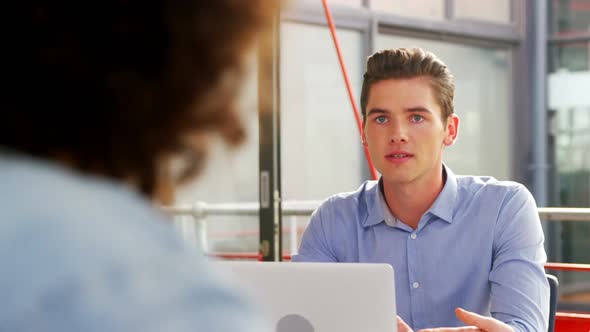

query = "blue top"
[[0, 152, 269, 332], [293, 166, 549, 332]]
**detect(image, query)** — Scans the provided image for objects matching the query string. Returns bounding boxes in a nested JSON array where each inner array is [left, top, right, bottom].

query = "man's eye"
[[410, 114, 424, 122], [375, 116, 388, 124]]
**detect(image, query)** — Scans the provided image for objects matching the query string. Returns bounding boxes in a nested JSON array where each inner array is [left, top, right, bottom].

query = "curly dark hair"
[[1, 1, 277, 197]]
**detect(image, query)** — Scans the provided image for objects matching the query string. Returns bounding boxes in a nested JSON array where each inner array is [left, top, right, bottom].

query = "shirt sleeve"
[[292, 201, 338, 262], [489, 184, 550, 332]]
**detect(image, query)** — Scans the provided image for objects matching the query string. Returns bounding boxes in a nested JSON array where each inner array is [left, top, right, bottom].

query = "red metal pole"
[[320, 0, 378, 180]]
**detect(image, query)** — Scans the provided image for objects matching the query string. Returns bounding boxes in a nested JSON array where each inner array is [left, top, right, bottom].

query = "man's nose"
[[389, 121, 408, 143]]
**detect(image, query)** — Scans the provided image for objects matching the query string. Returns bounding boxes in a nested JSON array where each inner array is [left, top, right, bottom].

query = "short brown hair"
[[1, 1, 278, 197], [360, 48, 455, 121]]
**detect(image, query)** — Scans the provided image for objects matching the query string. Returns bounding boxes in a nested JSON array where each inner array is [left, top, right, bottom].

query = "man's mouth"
[[386, 152, 413, 158], [385, 152, 414, 163]]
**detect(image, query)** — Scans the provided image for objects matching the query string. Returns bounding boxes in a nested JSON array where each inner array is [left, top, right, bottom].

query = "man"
[[293, 48, 549, 332], [0, 1, 277, 331]]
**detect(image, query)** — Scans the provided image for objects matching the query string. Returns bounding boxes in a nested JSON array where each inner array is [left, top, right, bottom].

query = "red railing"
[[546, 262, 590, 272], [545, 263, 590, 331], [556, 312, 590, 332]]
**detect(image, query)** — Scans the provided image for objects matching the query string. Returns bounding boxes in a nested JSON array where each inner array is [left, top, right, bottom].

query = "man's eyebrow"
[[367, 108, 389, 116], [405, 107, 432, 113]]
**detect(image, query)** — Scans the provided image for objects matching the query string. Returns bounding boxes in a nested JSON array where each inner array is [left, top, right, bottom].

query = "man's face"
[[362, 77, 458, 185]]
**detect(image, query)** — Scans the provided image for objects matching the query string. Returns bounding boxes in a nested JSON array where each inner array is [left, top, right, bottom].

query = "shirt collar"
[[427, 164, 458, 224], [361, 164, 458, 227], [378, 182, 398, 227], [362, 180, 385, 228]]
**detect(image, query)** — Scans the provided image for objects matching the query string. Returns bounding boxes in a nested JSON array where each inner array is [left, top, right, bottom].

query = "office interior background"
[[172, 0, 590, 311]]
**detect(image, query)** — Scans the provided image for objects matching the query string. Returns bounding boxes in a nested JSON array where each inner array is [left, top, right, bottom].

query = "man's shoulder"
[[452, 175, 537, 229], [455, 174, 527, 197], [308, 180, 379, 227], [453, 175, 535, 213], [0, 156, 183, 262]]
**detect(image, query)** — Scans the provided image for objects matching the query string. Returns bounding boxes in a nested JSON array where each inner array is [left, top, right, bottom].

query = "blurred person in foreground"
[[0, 1, 278, 331], [293, 48, 549, 332]]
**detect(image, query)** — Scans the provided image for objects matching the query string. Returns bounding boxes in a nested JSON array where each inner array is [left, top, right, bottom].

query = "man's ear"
[[361, 122, 368, 146], [443, 114, 459, 146]]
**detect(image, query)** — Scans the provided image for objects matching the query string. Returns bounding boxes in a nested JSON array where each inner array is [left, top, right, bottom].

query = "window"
[[549, 42, 590, 310], [552, 0, 590, 35], [280, 22, 365, 201], [453, 0, 512, 24], [280, 22, 365, 254], [371, 0, 445, 20], [328, 0, 363, 7]]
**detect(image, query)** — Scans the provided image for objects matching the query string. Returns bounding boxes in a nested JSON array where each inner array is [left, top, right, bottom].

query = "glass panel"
[[280, 23, 364, 201], [328, 0, 363, 7], [551, 0, 590, 35], [550, 270, 590, 312], [453, 0, 512, 24], [375, 35, 513, 180], [280, 22, 365, 255], [300, 0, 363, 7], [549, 42, 590, 311], [371, 0, 445, 21], [174, 52, 259, 257], [551, 42, 590, 71]]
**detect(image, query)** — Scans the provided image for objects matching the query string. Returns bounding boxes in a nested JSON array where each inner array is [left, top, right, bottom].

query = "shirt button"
[[410, 233, 417, 239], [413, 282, 420, 289]]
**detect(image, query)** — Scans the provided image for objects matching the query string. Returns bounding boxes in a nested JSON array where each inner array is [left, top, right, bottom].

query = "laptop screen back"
[[215, 262, 397, 332]]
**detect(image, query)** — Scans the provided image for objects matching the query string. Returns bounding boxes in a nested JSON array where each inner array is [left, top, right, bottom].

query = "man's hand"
[[417, 308, 515, 332], [397, 316, 414, 332]]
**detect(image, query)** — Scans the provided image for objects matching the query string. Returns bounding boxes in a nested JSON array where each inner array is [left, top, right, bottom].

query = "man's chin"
[[381, 173, 415, 185]]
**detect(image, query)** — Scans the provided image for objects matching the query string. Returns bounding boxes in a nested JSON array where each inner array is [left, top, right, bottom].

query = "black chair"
[[547, 274, 559, 332]]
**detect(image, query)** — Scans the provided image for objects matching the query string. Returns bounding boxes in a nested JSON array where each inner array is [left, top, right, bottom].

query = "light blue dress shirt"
[[293, 166, 549, 332], [0, 152, 269, 332]]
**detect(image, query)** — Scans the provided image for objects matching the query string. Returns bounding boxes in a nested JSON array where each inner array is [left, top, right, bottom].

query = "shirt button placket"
[[407, 230, 423, 328], [409, 233, 419, 290]]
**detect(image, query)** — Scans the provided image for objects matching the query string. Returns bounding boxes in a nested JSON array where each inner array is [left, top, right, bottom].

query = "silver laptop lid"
[[216, 262, 397, 332]]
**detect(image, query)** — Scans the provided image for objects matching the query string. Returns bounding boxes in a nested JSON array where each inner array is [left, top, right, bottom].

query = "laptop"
[[215, 261, 397, 332]]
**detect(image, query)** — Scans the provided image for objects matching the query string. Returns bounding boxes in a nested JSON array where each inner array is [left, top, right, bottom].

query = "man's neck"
[[381, 164, 446, 229]]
